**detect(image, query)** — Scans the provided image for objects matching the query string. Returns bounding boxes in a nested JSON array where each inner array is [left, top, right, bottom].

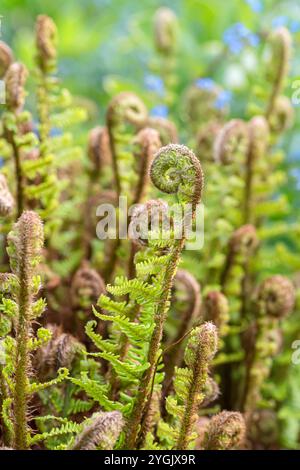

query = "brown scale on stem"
[[8, 211, 44, 449], [162, 269, 202, 399], [176, 322, 218, 449]]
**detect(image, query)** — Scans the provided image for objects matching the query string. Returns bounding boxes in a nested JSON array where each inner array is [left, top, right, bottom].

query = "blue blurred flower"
[[245, 0, 263, 13], [0, 157, 4, 168], [144, 74, 165, 96], [150, 104, 169, 118], [214, 90, 232, 110], [223, 23, 260, 54], [272, 16, 288, 28], [290, 20, 300, 33], [50, 127, 63, 137], [195, 77, 215, 90], [290, 168, 300, 189]]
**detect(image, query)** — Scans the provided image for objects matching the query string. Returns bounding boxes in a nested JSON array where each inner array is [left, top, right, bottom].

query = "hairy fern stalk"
[[0, 8, 299, 452]]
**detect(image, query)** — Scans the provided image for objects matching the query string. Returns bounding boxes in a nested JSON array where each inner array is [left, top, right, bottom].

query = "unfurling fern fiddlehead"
[[203, 411, 246, 450], [264, 27, 292, 123], [175, 322, 218, 449], [242, 276, 295, 425], [0, 211, 69, 449], [124, 143, 203, 449], [69, 411, 123, 450]]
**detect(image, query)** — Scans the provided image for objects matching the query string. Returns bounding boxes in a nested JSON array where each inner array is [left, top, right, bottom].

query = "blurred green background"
[[1, 0, 300, 212]]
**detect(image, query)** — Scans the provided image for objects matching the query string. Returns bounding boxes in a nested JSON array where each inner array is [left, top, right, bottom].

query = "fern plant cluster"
[[0, 8, 299, 451]]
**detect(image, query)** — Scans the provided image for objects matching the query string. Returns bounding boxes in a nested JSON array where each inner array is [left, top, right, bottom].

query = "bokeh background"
[[1, 0, 300, 213]]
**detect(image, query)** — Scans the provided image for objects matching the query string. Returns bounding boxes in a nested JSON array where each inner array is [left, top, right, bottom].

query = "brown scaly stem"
[[176, 323, 218, 450], [13, 257, 31, 449], [123, 239, 185, 449], [162, 270, 201, 400], [8, 211, 44, 449], [5, 132, 24, 218]]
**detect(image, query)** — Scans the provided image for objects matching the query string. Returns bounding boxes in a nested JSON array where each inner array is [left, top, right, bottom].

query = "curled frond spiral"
[[229, 224, 259, 257], [214, 119, 249, 165], [153, 7, 178, 55], [107, 92, 148, 128], [203, 411, 246, 450], [35, 15, 57, 72], [35, 324, 81, 379], [150, 144, 203, 211], [269, 96, 294, 134], [71, 262, 106, 309], [70, 411, 124, 450], [257, 275, 295, 319]]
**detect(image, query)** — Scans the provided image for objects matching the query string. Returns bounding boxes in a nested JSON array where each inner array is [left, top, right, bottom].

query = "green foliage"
[[0, 1, 299, 452]]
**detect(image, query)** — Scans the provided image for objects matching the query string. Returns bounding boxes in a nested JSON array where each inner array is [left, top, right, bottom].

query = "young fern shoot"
[[0, 211, 68, 449], [124, 143, 203, 449]]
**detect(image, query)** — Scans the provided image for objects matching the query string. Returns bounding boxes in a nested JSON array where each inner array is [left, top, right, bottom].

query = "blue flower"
[[50, 127, 63, 137], [195, 77, 215, 90], [245, 0, 263, 13], [271, 16, 288, 28], [223, 23, 260, 54], [248, 32, 260, 47], [150, 104, 169, 118], [290, 168, 300, 189], [214, 90, 232, 110], [144, 74, 165, 96], [290, 20, 300, 33]]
